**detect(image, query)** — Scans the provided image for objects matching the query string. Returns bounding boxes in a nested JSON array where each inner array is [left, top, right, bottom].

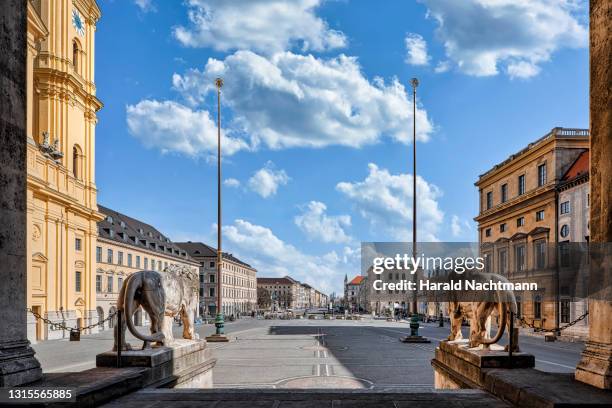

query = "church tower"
[[26, 0, 103, 342]]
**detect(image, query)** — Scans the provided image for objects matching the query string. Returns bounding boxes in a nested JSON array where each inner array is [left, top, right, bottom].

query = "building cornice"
[[475, 128, 589, 187]]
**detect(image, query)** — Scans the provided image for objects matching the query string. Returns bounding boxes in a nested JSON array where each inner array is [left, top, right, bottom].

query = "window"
[[96, 246, 102, 262], [498, 249, 507, 274], [75, 271, 82, 292], [107, 249, 113, 264], [127, 253, 132, 267], [72, 145, 83, 180], [210, 261, 215, 268], [535, 240, 546, 269], [200, 288, 204, 297], [515, 245, 525, 271], [518, 175, 525, 195], [501, 184, 508, 203], [534, 295, 542, 319], [75, 238, 82, 251], [486, 191, 493, 210], [517, 217, 525, 227], [158, 261, 162, 271], [485, 228, 491, 237], [500, 223, 506, 232], [560, 224, 569, 238], [561, 300, 570, 323], [560, 243, 571, 267], [107, 276, 113, 293], [536, 210, 545, 221], [117, 251, 123, 265], [210, 274, 215, 283], [96, 275, 102, 293], [73, 41, 79, 70], [118, 277, 123, 290], [560, 201, 571, 214], [538, 163, 547, 187], [136, 255, 141, 269], [151, 260, 155, 270]]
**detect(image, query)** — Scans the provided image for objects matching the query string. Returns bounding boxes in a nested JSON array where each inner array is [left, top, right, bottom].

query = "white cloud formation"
[[224, 178, 241, 188], [223, 219, 354, 294], [134, 0, 156, 12], [172, 50, 433, 150], [451, 215, 472, 238], [336, 163, 444, 241], [173, 0, 346, 54], [422, 0, 587, 78], [405, 33, 430, 66], [434, 60, 451, 73], [126, 100, 249, 157], [294, 201, 352, 244], [247, 161, 289, 198]]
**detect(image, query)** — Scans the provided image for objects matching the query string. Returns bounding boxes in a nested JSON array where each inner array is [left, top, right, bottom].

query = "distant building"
[[257, 276, 328, 311], [177, 242, 257, 317], [257, 276, 301, 310], [474, 127, 589, 331], [345, 275, 365, 312], [96, 206, 200, 330]]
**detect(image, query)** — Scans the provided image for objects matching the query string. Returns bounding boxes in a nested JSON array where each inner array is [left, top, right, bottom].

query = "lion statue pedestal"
[[96, 267, 216, 388], [431, 340, 534, 390]]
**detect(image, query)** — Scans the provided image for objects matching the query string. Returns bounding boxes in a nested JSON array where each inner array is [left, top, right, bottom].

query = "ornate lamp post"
[[206, 78, 229, 342], [401, 78, 430, 343]]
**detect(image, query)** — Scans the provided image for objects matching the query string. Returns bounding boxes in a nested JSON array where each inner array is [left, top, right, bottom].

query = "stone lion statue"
[[447, 272, 519, 352], [114, 265, 199, 351]]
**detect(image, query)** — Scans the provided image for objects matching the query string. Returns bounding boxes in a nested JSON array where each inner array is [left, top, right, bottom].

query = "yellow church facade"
[[26, 0, 103, 342]]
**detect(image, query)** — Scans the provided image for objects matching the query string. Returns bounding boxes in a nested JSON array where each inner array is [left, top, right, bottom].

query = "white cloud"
[[126, 100, 249, 157], [172, 50, 433, 150], [405, 33, 430, 66], [223, 219, 354, 294], [434, 60, 451, 73], [224, 178, 241, 188], [295, 201, 352, 244], [451, 215, 472, 237], [507, 61, 541, 79], [247, 161, 289, 198], [173, 0, 346, 54], [134, 0, 156, 12], [422, 0, 587, 78], [336, 163, 444, 241]]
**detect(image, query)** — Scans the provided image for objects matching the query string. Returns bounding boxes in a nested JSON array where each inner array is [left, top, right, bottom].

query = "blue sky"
[[95, 0, 588, 294]]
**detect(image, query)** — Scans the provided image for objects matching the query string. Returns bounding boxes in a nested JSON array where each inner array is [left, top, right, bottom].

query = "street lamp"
[[206, 77, 229, 342], [401, 77, 430, 344]]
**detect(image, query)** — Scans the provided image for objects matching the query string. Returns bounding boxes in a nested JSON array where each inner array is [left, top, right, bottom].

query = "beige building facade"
[[177, 242, 257, 317], [475, 127, 589, 331], [26, 0, 104, 342], [95, 206, 200, 330]]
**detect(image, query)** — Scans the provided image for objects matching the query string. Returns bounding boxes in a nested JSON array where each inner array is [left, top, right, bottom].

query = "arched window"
[[72, 40, 79, 73], [73, 144, 83, 180]]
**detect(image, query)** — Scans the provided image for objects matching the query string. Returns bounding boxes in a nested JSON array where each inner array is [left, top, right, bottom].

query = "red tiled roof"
[[563, 150, 589, 181], [348, 276, 365, 285]]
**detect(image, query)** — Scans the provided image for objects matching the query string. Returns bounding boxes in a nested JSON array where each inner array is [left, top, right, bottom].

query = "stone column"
[[0, 0, 43, 386], [575, 0, 612, 390]]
